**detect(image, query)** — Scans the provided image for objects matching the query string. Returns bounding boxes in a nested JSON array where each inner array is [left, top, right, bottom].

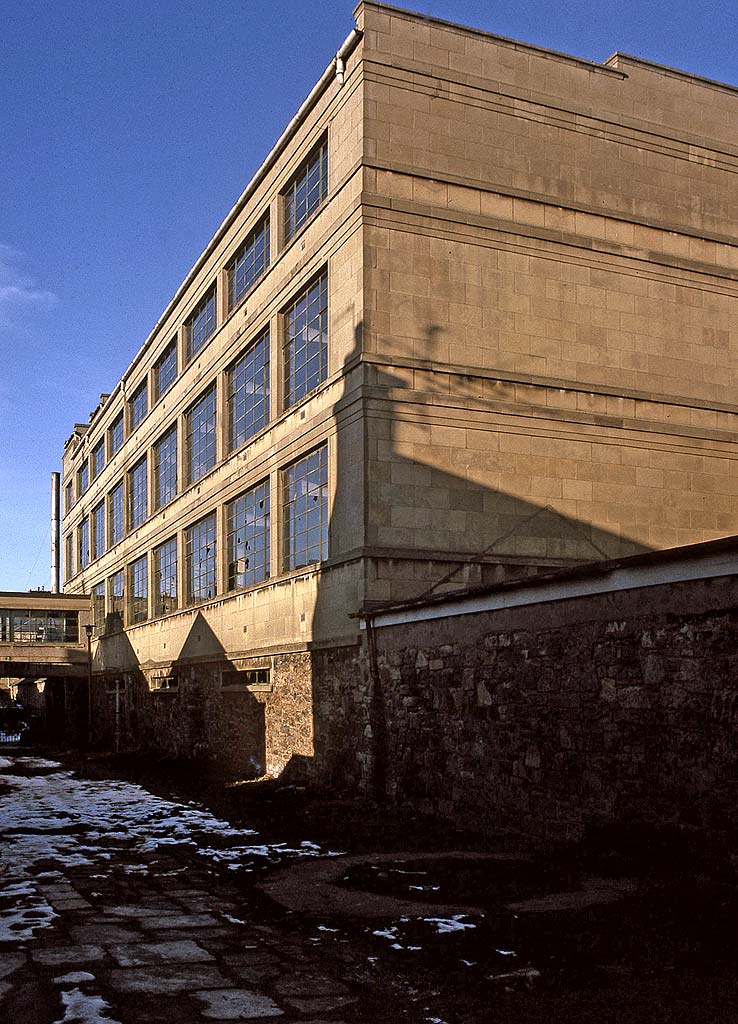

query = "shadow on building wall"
[[296, 319, 653, 798], [89, 610, 266, 774]]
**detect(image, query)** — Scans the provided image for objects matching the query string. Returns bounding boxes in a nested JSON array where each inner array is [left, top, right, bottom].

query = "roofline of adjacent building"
[[358, 533, 738, 628]]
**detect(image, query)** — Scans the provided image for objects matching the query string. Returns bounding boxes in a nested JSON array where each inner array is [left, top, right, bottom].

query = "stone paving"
[[0, 754, 373, 1024]]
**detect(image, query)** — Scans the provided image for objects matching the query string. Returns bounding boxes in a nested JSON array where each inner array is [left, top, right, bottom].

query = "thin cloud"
[[0, 244, 57, 327]]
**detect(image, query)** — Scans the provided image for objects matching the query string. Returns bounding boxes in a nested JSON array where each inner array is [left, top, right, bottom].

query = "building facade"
[[60, 2, 738, 779]]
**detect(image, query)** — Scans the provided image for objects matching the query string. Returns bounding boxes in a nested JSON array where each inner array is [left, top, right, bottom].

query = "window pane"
[[185, 514, 216, 605], [153, 425, 177, 509], [284, 273, 327, 408], [108, 569, 125, 632], [284, 140, 328, 241], [155, 339, 177, 401], [129, 380, 148, 431], [228, 214, 270, 309], [227, 328, 270, 451], [78, 462, 89, 496], [92, 440, 105, 479], [78, 518, 90, 569], [93, 502, 105, 559], [185, 386, 216, 485], [153, 537, 178, 616], [109, 413, 124, 456], [127, 457, 147, 530], [227, 480, 270, 590], [128, 554, 148, 624], [108, 482, 124, 547], [282, 445, 328, 571], [92, 582, 106, 636], [186, 289, 216, 361]]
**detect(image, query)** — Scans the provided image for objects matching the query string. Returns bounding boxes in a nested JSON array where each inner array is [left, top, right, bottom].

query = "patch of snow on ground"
[[0, 882, 58, 944], [52, 987, 122, 1024], [13, 758, 63, 770], [421, 915, 477, 934], [0, 756, 343, 891]]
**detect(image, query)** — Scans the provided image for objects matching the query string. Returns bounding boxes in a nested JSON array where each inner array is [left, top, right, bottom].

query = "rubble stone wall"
[[365, 576, 738, 839]]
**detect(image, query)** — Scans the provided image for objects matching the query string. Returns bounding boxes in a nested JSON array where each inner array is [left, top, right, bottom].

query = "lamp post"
[[84, 623, 93, 748]]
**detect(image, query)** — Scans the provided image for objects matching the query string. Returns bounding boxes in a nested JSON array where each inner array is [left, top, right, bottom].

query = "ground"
[[1, 750, 738, 1023]]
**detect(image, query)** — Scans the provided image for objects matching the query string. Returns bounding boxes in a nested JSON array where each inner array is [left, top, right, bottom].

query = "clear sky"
[[1, 0, 735, 591]]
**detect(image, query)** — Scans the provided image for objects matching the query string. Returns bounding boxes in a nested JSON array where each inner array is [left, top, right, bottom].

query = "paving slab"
[[281, 995, 357, 1014], [70, 924, 142, 944], [194, 987, 284, 1019], [273, 972, 351, 997], [32, 945, 106, 965], [139, 913, 220, 930], [0, 952, 25, 979], [109, 964, 232, 994], [109, 939, 215, 967]]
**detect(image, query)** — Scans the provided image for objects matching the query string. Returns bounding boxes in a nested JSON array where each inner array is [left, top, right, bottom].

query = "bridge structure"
[[0, 591, 92, 744]]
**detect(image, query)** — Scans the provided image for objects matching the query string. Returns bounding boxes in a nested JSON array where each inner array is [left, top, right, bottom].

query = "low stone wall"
[[365, 576, 738, 839], [86, 644, 367, 783]]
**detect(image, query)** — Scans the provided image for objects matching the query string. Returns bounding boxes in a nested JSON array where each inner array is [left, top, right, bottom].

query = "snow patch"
[[52, 988, 121, 1024]]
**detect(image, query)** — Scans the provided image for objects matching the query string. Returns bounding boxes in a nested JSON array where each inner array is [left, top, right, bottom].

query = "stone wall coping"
[[360, 533, 738, 628]]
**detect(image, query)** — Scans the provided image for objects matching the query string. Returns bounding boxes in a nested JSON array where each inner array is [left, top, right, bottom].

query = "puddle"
[[339, 855, 575, 908]]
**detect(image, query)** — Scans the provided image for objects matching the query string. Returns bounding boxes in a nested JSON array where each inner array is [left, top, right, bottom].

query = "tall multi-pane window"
[[128, 555, 148, 624], [153, 537, 178, 616], [108, 482, 124, 547], [226, 481, 270, 591], [78, 461, 89, 497], [283, 272, 328, 408], [65, 534, 74, 580], [153, 425, 177, 510], [128, 457, 147, 530], [154, 339, 177, 401], [129, 379, 148, 431], [185, 514, 216, 605], [284, 138, 328, 241], [282, 445, 328, 571], [109, 570, 125, 630], [227, 329, 269, 452], [92, 439, 105, 480], [93, 501, 105, 560], [185, 386, 216, 485], [64, 481, 73, 512], [185, 288, 216, 361], [78, 518, 90, 569], [228, 214, 270, 310], [92, 582, 106, 636], [109, 413, 124, 456]]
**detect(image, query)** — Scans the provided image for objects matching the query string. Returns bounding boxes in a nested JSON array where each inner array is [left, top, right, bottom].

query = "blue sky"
[[1, 0, 735, 591]]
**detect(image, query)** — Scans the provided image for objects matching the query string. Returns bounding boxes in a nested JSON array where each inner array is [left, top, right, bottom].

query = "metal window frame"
[[281, 443, 328, 572], [153, 535, 178, 616], [184, 512, 217, 606], [226, 479, 270, 591], [153, 424, 178, 510], [283, 137, 328, 242], [184, 385, 217, 486], [227, 327, 270, 452], [283, 271, 328, 409], [228, 212, 270, 310], [185, 286, 216, 362]]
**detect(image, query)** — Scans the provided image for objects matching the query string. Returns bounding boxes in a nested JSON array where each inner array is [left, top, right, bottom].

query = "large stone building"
[[60, 2, 738, 778]]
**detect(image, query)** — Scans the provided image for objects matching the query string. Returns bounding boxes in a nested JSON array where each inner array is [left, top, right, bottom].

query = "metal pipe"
[[50, 472, 60, 593]]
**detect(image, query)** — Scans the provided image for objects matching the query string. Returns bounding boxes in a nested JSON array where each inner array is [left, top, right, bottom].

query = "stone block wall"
[[364, 576, 738, 840]]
